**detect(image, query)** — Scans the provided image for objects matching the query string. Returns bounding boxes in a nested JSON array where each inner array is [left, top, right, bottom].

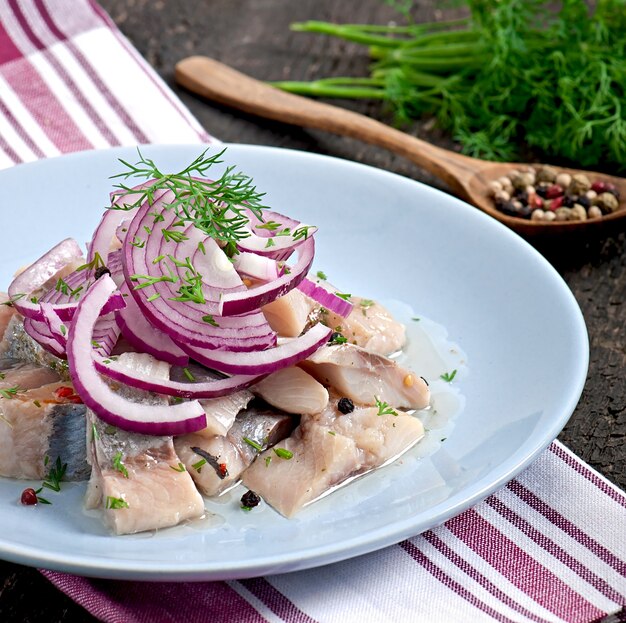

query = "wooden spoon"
[[175, 56, 626, 237]]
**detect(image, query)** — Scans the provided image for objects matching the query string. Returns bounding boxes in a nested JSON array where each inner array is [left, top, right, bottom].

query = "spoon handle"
[[175, 56, 487, 198]]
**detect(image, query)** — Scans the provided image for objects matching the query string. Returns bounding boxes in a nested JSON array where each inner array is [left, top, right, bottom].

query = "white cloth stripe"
[[47, 42, 136, 145], [1, 9, 106, 148], [27, 51, 109, 147], [475, 502, 619, 615], [227, 580, 283, 623], [496, 486, 626, 603], [0, 74, 60, 157], [434, 526, 566, 623], [517, 450, 626, 561], [0, 106, 37, 161], [74, 29, 208, 144], [0, 148, 17, 168]]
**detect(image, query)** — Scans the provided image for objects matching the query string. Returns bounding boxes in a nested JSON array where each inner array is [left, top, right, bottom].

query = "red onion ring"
[[67, 275, 206, 435]]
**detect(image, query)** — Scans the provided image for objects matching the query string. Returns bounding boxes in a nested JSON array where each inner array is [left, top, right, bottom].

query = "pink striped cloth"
[[1, 2, 625, 622]]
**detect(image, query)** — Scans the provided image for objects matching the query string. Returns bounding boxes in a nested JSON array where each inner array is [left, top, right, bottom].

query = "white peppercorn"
[[555, 173, 572, 188], [569, 204, 587, 221], [543, 210, 556, 222], [568, 174, 591, 195], [595, 192, 619, 214], [488, 180, 503, 196], [588, 205, 602, 219], [531, 209, 545, 221], [555, 207, 572, 221], [536, 165, 558, 183]]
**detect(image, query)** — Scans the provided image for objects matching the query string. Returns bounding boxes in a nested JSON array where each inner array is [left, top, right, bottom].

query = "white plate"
[[0, 144, 588, 581]]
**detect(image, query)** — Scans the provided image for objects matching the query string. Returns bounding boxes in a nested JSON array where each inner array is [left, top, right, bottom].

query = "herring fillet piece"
[[1, 314, 68, 375], [0, 362, 89, 480], [252, 366, 329, 415], [301, 343, 430, 410], [85, 352, 204, 535], [321, 295, 406, 356], [242, 400, 425, 517], [175, 401, 296, 497], [170, 363, 254, 438]]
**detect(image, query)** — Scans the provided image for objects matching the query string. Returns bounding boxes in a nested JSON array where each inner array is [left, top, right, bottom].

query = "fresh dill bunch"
[[283, 0, 626, 172], [111, 147, 269, 251]]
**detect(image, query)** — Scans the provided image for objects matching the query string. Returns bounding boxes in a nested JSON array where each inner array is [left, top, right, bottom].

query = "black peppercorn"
[[241, 490, 261, 510], [337, 397, 354, 414], [94, 266, 111, 279], [562, 194, 577, 208], [577, 195, 591, 209]]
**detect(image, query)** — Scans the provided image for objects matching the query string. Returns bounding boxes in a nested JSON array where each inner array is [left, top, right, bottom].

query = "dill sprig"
[[110, 148, 268, 247], [375, 396, 398, 417]]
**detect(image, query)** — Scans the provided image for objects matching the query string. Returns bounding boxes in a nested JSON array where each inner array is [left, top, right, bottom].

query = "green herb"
[[316, 270, 327, 280], [192, 458, 207, 472], [162, 228, 189, 243], [329, 333, 347, 345], [55, 278, 70, 295], [412, 317, 420, 322], [170, 462, 186, 472], [110, 148, 268, 247], [34, 488, 51, 504], [328, 430, 336, 436], [440, 369, 457, 383], [130, 273, 177, 290], [360, 299, 374, 308], [75, 252, 105, 272], [0, 386, 22, 400], [202, 314, 219, 326], [146, 293, 161, 302], [197, 241, 206, 255], [149, 211, 166, 223], [104, 424, 117, 435], [256, 220, 282, 231], [335, 292, 352, 301], [0, 373, 4, 380], [143, 225, 152, 235], [265, 238, 276, 248], [183, 367, 195, 382], [59, 325, 67, 336], [30, 297, 38, 303], [273, 447, 294, 460], [33, 400, 41, 408], [42, 457, 67, 492], [91, 423, 99, 440], [112, 451, 129, 478], [292, 225, 313, 240], [265, 456, 272, 468], [282, 1, 626, 171], [130, 236, 145, 249], [106, 496, 129, 510], [243, 437, 263, 452], [1, 293, 25, 307], [375, 396, 398, 417]]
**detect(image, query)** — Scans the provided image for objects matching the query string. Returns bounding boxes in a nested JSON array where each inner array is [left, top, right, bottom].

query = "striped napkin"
[[1, 2, 625, 622]]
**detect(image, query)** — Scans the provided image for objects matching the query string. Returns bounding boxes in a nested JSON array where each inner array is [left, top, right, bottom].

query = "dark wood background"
[[1, 1, 624, 621]]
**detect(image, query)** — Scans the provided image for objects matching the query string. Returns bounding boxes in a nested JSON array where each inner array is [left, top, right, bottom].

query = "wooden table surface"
[[1, 1, 624, 621]]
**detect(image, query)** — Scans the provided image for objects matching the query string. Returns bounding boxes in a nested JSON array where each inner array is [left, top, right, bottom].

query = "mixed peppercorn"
[[489, 166, 621, 222]]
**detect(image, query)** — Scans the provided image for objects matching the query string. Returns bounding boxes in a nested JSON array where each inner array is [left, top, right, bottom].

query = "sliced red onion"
[[94, 356, 263, 399], [297, 277, 354, 317], [116, 283, 188, 366], [87, 181, 158, 263], [23, 318, 66, 358], [218, 238, 315, 316], [178, 322, 332, 375], [232, 252, 280, 281], [8, 238, 84, 321], [67, 275, 206, 435], [122, 194, 275, 351], [236, 208, 317, 258]]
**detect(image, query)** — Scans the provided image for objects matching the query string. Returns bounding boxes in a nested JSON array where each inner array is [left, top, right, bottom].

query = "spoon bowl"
[[175, 56, 626, 237]]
